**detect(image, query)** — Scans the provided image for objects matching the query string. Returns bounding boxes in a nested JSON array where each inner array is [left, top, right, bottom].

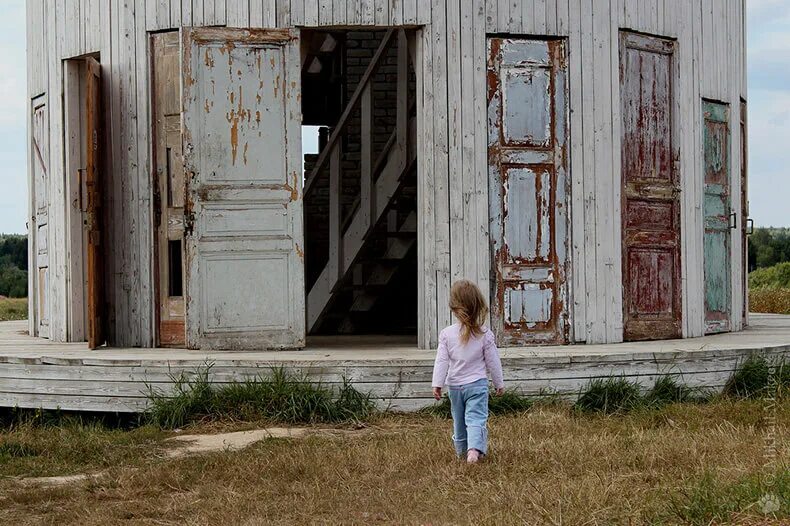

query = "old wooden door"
[[182, 28, 305, 350], [620, 32, 682, 341], [31, 97, 49, 338], [152, 32, 186, 347], [487, 38, 569, 346], [703, 101, 731, 334], [85, 57, 106, 349]]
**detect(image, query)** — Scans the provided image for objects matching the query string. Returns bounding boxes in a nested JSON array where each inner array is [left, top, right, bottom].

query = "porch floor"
[[1, 315, 789, 412]]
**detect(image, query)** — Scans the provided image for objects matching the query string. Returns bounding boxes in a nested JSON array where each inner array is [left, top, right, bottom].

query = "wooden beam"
[[328, 144, 343, 285], [304, 28, 396, 197], [360, 84, 374, 235], [396, 29, 409, 170]]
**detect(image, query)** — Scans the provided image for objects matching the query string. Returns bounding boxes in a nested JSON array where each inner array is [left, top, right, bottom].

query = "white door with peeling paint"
[[182, 28, 305, 350]]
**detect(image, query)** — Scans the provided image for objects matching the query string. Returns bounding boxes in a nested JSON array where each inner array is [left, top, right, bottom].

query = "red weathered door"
[[487, 38, 569, 346], [85, 57, 106, 349], [620, 32, 682, 341]]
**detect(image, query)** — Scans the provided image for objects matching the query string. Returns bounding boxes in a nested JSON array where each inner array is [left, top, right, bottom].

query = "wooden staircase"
[[304, 29, 417, 334]]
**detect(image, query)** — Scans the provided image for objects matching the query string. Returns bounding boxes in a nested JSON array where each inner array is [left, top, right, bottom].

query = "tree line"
[[748, 227, 790, 272], [0, 235, 27, 298]]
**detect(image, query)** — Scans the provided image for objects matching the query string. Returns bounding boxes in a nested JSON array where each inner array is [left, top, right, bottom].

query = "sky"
[[0, 1, 787, 234]]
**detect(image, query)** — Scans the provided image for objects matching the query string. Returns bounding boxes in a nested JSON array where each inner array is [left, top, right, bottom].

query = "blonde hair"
[[449, 280, 489, 344]]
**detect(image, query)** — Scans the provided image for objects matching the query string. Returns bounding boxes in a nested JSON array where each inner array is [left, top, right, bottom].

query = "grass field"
[[0, 297, 27, 322], [0, 399, 787, 525], [751, 288, 790, 315]]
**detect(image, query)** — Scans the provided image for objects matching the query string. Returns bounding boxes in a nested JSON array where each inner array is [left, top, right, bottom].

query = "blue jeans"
[[448, 378, 489, 456]]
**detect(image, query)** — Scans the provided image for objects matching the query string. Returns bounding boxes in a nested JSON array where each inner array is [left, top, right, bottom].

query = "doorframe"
[[149, 29, 186, 348], [28, 93, 48, 337]]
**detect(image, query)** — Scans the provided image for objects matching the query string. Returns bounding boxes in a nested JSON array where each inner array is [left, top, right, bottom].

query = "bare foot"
[[466, 449, 480, 464]]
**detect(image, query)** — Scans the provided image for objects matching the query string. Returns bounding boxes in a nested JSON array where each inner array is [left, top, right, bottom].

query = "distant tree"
[[0, 234, 28, 298], [748, 228, 790, 271]]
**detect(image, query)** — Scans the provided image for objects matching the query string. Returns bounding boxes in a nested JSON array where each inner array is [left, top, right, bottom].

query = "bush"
[[146, 366, 377, 429], [721, 356, 787, 399], [574, 378, 643, 414], [645, 375, 697, 407], [749, 262, 790, 290]]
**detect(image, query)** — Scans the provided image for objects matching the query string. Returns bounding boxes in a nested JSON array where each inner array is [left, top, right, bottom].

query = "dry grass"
[[0, 399, 788, 525], [0, 297, 27, 321], [751, 288, 790, 315]]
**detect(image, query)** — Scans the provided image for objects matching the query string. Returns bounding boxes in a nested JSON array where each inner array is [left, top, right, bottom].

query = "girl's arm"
[[431, 331, 450, 397], [483, 330, 505, 391]]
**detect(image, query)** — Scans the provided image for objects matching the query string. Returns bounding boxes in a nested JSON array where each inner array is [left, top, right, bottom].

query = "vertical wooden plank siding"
[[26, 2, 748, 349], [447, 0, 464, 285], [431, 0, 451, 335]]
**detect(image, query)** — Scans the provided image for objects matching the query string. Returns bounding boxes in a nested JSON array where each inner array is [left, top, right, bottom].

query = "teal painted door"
[[703, 101, 731, 334]]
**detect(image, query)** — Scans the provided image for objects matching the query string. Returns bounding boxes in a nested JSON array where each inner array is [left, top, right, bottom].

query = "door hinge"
[[184, 211, 196, 237], [153, 188, 162, 228]]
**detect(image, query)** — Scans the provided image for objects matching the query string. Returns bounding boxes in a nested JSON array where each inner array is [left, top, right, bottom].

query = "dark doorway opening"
[[301, 28, 418, 337]]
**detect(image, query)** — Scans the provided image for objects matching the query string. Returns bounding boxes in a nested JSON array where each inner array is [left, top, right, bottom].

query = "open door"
[[182, 28, 305, 350], [85, 57, 106, 349], [703, 101, 732, 334]]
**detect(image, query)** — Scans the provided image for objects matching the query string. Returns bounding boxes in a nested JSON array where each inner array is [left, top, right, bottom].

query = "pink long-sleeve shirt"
[[431, 324, 505, 389]]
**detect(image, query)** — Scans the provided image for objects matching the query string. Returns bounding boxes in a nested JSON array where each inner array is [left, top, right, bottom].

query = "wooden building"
[[26, 0, 749, 352]]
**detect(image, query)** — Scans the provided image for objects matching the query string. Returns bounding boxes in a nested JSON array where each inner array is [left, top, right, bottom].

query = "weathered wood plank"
[[431, 0, 451, 336], [447, 0, 464, 286]]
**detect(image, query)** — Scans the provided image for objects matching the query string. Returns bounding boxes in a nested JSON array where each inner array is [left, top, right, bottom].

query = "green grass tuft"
[[0, 297, 27, 321], [146, 365, 377, 429], [723, 356, 772, 399], [661, 469, 790, 524], [0, 440, 40, 459], [644, 375, 697, 407], [574, 377, 643, 414]]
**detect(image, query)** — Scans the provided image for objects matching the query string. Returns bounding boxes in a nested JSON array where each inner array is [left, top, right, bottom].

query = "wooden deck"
[[1, 315, 789, 413]]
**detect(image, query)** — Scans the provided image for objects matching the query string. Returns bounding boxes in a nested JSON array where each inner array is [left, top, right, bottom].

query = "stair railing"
[[304, 28, 412, 288]]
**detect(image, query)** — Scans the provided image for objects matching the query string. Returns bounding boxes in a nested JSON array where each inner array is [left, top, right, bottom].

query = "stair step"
[[350, 294, 377, 312], [382, 231, 417, 238]]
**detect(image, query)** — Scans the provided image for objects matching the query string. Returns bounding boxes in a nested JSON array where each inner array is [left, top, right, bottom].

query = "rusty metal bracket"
[[184, 211, 196, 237]]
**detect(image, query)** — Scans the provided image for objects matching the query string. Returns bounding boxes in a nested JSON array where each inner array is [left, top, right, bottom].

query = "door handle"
[[729, 212, 737, 230], [746, 218, 754, 235]]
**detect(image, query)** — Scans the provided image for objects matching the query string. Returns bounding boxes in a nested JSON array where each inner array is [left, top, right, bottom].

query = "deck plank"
[[1, 316, 788, 412]]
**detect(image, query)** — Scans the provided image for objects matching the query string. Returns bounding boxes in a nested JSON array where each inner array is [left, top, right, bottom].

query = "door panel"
[[152, 32, 186, 347], [182, 28, 305, 350], [32, 99, 49, 338], [620, 32, 681, 341], [487, 38, 569, 346], [703, 100, 731, 334], [85, 57, 106, 349]]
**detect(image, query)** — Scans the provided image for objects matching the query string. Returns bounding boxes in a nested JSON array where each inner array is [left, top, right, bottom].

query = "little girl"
[[432, 279, 505, 464]]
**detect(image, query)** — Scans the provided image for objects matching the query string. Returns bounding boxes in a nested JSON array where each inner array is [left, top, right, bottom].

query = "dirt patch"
[[14, 426, 367, 487], [166, 428, 313, 458]]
